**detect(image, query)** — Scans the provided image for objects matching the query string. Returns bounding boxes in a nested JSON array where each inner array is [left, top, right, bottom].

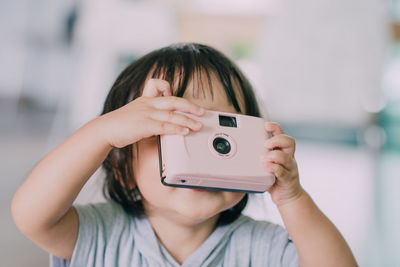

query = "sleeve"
[[251, 221, 299, 267], [69, 201, 125, 267], [269, 225, 299, 267], [49, 254, 70, 267]]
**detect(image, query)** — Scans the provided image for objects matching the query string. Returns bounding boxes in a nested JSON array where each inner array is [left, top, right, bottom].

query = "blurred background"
[[1, 0, 399, 266]]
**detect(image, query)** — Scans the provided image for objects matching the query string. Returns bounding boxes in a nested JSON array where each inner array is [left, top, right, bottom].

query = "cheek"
[[133, 139, 167, 198], [133, 138, 173, 202], [222, 192, 246, 209]]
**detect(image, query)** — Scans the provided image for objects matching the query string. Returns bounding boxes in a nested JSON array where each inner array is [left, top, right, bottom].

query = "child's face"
[[132, 74, 246, 224]]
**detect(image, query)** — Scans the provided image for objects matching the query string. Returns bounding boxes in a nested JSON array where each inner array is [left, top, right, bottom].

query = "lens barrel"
[[213, 137, 231, 154]]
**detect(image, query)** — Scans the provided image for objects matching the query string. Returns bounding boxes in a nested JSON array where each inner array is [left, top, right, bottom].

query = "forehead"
[[180, 72, 245, 114]]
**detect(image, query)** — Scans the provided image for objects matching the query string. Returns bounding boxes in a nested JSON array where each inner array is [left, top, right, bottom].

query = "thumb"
[[142, 78, 172, 97]]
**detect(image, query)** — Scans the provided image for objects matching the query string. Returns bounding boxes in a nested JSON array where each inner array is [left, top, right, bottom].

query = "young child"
[[11, 43, 357, 267]]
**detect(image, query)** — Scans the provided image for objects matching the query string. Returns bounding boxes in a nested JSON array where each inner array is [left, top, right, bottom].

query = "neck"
[[144, 208, 219, 264]]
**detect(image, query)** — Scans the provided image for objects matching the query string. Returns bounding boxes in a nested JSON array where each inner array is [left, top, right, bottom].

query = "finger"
[[260, 150, 295, 171], [149, 110, 202, 131], [152, 96, 205, 116], [264, 135, 296, 156], [263, 161, 289, 179], [142, 79, 172, 97], [144, 119, 191, 137], [264, 122, 284, 137]]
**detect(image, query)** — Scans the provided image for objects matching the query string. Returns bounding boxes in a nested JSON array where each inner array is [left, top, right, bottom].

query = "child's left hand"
[[260, 122, 305, 207]]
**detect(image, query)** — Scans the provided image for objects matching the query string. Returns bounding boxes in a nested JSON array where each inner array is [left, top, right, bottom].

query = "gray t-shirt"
[[50, 200, 298, 267]]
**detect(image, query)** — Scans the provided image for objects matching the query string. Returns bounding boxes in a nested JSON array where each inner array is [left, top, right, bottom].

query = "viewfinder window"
[[219, 115, 237, 128]]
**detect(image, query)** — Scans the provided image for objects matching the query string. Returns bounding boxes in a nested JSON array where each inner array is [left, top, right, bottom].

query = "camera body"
[[157, 110, 275, 193]]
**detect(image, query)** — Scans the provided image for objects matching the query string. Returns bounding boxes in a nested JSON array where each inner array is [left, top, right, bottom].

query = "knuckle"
[[265, 161, 273, 169], [265, 122, 275, 129], [181, 98, 192, 107], [271, 122, 280, 128], [167, 96, 179, 105], [186, 116, 195, 125], [168, 95, 178, 101], [275, 166, 284, 177], [160, 121, 168, 131], [271, 163, 278, 172], [167, 110, 175, 120], [284, 134, 294, 142], [268, 151, 278, 161], [283, 155, 291, 165], [176, 125, 184, 132], [268, 139, 279, 149], [147, 79, 156, 86], [265, 137, 274, 145], [160, 79, 170, 87]]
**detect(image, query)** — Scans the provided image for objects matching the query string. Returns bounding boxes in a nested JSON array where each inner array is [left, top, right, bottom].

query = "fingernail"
[[182, 128, 189, 134]]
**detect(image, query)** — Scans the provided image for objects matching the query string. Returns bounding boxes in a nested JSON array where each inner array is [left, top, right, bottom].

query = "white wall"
[[257, 0, 388, 126]]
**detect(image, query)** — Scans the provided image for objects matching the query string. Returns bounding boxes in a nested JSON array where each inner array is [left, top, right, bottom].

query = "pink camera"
[[157, 110, 275, 193]]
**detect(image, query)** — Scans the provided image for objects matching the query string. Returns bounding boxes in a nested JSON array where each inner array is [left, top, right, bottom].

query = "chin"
[[140, 184, 245, 224], [172, 190, 242, 221], [175, 206, 221, 224]]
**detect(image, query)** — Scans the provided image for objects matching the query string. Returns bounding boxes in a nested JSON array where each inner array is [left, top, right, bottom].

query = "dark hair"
[[101, 43, 262, 226]]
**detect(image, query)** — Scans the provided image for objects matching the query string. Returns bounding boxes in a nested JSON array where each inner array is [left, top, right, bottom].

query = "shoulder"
[[230, 215, 284, 239], [73, 200, 133, 239], [68, 201, 138, 266], [74, 200, 126, 220]]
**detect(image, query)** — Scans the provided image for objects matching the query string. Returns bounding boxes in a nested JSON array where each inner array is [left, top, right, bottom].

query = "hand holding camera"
[[98, 79, 205, 148], [97, 77, 302, 203], [158, 108, 302, 201], [261, 122, 303, 206]]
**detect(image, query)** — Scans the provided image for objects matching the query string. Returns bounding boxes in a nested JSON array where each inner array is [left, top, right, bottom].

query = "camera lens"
[[213, 137, 231, 154]]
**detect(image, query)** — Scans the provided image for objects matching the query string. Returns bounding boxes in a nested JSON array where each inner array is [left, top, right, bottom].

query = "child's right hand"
[[98, 79, 205, 148]]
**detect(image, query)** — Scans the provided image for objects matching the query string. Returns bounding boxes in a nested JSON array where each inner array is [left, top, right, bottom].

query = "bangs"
[[148, 44, 245, 114]]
